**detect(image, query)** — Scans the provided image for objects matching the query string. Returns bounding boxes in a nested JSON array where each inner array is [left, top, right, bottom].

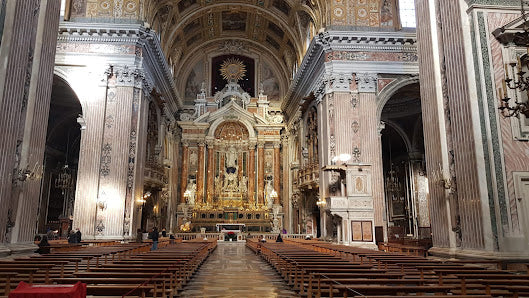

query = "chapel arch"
[[379, 82, 430, 240], [37, 75, 83, 237]]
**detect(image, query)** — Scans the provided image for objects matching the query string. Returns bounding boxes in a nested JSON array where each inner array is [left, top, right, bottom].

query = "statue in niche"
[[189, 150, 198, 167], [226, 146, 237, 168], [186, 180, 196, 205], [224, 170, 238, 192], [265, 179, 274, 209], [239, 176, 248, 194], [214, 176, 222, 195]]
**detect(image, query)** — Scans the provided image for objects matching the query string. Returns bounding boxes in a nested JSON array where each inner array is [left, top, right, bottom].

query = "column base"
[[0, 243, 38, 258]]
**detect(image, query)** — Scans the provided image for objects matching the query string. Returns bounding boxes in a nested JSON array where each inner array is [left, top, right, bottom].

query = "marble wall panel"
[[487, 12, 529, 235]]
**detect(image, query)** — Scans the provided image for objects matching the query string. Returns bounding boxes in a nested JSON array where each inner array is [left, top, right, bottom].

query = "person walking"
[[150, 227, 159, 250]]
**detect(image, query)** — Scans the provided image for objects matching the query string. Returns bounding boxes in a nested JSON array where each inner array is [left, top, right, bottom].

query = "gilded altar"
[[177, 76, 284, 232]]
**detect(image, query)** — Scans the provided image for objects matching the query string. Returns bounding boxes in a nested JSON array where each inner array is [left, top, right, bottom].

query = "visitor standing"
[[136, 228, 143, 243], [150, 227, 159, 250]]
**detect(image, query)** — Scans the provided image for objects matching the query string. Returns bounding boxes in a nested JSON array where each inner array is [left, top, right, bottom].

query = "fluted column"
[[248, 145, 256, 205], [0, 0, 60, 243], [257, 142, 265, 206], [206, 143, 215, 205], [180, 143, 189, 203], [273, 143, 281, 205], [196, 143, 205, 204], [357, 74, 384, 227]]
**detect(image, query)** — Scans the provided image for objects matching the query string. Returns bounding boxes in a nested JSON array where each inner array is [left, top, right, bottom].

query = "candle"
[[517, 56, 522, 72], [505, 63, 509, 78], [503, 79, 508, 94]]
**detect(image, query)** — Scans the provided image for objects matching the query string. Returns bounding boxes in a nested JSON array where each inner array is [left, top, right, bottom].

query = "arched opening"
[[37, 75, 82, 238], [298, 105, 320, 237], [142, 101, 164, 232], [380, 83, 430, 241]]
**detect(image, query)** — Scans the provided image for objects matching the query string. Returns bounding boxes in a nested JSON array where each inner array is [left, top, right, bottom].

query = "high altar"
[[177, 58, 284, 233]]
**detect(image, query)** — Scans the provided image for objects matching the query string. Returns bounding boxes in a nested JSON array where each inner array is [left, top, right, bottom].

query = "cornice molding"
[[57, 22, 182, 115], [282, 30, 418, 120]]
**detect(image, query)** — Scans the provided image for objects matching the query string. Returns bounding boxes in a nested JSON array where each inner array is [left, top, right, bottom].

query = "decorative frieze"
[[356, 73, 378, 93]]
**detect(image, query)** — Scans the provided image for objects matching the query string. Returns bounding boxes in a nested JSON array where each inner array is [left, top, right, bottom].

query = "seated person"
[[35, 235, 50, 254], [260, 235, 267, 243], [275, 233, 283, 243]]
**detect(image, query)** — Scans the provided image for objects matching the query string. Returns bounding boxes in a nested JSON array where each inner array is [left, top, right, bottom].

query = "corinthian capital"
[[356, 73, 378, 93]]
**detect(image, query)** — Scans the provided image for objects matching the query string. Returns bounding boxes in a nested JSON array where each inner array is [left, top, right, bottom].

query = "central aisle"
[[179, 242, 300, 298]]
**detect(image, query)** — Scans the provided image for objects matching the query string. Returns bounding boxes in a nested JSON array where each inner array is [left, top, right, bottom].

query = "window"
[[399, 0, 416, 28], [60, 0, 66, 18]]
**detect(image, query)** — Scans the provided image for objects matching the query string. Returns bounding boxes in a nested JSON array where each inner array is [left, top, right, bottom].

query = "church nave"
[[179, 242, 299, 298]]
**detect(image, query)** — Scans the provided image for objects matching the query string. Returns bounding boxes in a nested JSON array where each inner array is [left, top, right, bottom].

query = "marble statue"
[[226, 146, 237, 168], [186, 181, 196, 205], [224, 172, 238, 192], [239, 176, 248, 193], [265, 180, 274, 209]]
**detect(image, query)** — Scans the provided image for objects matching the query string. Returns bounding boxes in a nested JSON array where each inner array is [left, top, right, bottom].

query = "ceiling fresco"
[[68, 0, 403, 105]]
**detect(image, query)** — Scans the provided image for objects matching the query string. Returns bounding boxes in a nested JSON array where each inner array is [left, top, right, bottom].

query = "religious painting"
[[222, 11, 247, 32], [389, 196, 406, 219], [70, 0, 87, 18], [185, 59, 204, 102], [380, 0, 394, 27], [261, 63, 280, 101]]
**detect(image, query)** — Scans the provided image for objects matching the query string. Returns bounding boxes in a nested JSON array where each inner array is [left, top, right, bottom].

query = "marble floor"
[[178, 242, 300, 298]]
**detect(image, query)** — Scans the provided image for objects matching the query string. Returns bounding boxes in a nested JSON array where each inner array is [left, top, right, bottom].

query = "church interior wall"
[[467, 5, 529, 254], [0, 0, 528, 260]]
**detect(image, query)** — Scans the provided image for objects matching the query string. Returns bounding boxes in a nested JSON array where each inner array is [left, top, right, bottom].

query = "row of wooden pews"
[[0, 239, 216, 297], [248, 238, 529, 297]]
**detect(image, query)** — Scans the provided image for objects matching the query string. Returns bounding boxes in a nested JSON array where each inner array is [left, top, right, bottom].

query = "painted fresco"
[[261, 62, 280, 101], [185, 59, 205, 102], [330, 0, 397, 28]]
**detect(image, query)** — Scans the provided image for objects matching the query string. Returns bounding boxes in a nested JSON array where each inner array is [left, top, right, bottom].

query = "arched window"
[[399, 0, 416, 28]]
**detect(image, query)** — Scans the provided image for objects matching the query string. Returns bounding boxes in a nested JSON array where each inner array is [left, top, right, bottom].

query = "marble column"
[[180, 143, 189, 203], [0, 0, 61, 243], [356, 74, 385, 228], [273, 143, 281, 205], [414, 0, 452, 248], [70, 65, 146, 239], [206, 143, 215, 205], [196, 143, 205, 204], [248, 145, 256, 205], [257, 143, 265, 206]]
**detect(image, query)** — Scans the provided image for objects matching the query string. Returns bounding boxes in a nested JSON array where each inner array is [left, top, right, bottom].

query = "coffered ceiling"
[[144, 0, 324, 96]]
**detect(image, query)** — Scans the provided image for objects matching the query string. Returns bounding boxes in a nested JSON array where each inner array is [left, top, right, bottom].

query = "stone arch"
[[383, 119, 412, 153], [376, 75, 420, 121]]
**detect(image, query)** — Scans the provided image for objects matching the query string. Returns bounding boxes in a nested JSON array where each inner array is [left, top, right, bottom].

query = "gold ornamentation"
[[220, 58, 246, 82]]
